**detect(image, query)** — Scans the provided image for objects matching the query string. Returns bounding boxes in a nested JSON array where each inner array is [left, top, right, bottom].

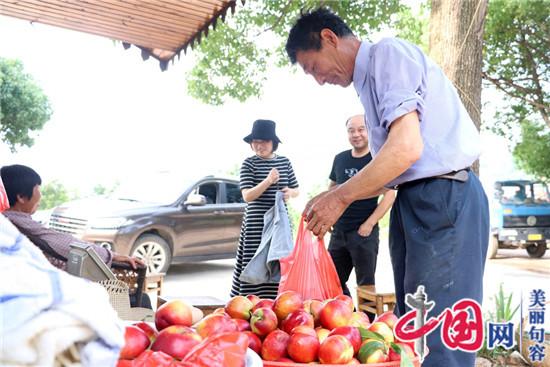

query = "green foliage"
[[392, 1, 430, 53], [480, 0, 549, 179], [187, 0, 404, 105], [225, 162, 241, 178], [0, 58, 52, 151], [93, 182, 119, 196], [490, 283, 520, 323], [187, 18, 269, 105], [513, 121, 550, 181], [40, 180, 75, 210], [483, 0, 549, 138]]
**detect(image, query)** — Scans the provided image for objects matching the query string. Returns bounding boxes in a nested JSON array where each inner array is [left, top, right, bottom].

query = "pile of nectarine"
[[117, 291, 417, 366], [217, 291, 417, 365], [116, 299, 243, 366]]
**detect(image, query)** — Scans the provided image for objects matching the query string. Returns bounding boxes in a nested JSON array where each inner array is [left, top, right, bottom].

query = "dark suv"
[[48, 175, 246, 273]]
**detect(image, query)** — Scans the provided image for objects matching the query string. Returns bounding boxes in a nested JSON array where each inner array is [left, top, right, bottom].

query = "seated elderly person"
[[1, 164, 150, 308]]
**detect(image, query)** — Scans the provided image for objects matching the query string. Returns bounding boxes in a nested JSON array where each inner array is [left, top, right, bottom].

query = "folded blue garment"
[[240, 191, 294, 284]]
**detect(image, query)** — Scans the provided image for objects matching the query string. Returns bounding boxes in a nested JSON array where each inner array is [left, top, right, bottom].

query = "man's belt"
[[394, 168, 470, 190], [437, 168, 470, 182]]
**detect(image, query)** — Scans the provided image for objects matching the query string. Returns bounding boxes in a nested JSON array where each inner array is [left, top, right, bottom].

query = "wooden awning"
[[0, 0, 241, 70]]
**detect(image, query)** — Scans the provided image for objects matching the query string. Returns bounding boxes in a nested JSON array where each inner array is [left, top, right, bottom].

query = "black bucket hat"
[[243, 119, 282, 144]]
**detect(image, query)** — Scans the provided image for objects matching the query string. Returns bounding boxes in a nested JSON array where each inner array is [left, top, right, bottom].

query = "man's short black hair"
[[286, 7, 354, 64], [0, 164, 42, 206]]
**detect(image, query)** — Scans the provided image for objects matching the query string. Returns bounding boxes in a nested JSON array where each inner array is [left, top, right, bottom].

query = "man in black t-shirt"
[[328, 115, 396, 311]]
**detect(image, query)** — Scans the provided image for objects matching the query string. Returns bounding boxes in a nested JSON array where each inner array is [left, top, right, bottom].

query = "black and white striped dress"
[[230, 154, 299, 299]]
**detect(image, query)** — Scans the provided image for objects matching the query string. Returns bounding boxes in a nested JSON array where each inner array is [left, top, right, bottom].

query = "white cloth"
[[0, 215, 124, 366]]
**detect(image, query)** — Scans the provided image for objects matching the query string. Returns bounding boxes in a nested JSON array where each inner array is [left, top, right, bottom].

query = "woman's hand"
[[242, 168, 284, 203], [112, 253, 145, 269], [281, 187, 296, 202], [266, 168, 280, 185]]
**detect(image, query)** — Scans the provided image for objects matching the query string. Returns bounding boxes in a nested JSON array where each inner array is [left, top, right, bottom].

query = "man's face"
[[295, 36, 353, 87], [347, 116, 368, 150], [18, 184, 41, 214]]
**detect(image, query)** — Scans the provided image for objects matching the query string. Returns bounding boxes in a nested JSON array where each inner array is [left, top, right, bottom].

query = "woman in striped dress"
[[231, 119, 299, 299]]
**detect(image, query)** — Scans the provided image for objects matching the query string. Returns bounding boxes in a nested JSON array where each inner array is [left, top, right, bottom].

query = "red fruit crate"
[[262, 358, 421, 366]]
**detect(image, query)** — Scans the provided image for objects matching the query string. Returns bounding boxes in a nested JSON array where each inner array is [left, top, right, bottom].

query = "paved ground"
[[157, 241, 549, 325], [483, 248, 549, 324]]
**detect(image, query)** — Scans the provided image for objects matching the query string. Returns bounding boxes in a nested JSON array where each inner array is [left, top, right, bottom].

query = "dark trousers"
[[389, 171, 489, 367], [130, 292, 152, 309], [328, 225, 379, 299]]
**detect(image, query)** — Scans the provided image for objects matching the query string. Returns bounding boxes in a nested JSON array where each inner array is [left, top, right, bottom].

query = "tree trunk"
[[428, 0, 488, 175]]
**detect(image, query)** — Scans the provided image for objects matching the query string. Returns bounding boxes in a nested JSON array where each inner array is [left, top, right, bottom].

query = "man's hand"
[[358, 221, 375, 237], [113, 253, 145, 269], [303, 190, 348, 238]]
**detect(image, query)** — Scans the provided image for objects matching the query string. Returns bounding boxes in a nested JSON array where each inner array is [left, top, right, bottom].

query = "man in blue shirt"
[[286, 8, 489, 367]]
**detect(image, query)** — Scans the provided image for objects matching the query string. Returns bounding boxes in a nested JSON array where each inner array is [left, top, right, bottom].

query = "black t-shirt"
[[329, 150, 379, 232]]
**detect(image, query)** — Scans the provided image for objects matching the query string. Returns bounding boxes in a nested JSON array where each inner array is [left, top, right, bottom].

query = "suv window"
[[197, 183, 218, 204], [227, 183, 244, 203]]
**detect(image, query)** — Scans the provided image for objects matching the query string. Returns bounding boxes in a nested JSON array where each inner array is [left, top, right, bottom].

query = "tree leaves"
[[186, 0, 403, 105], [483, 0, 549, 130], [482, 0, 549, 179], [0, 58, 52, 152], [513, 121, 550, 181], [40, 180, 74, 210]]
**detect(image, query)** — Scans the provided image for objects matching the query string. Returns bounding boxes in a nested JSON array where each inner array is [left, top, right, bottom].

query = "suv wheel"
[[131, 234, 172, 273], [526, 242, 547, 258]]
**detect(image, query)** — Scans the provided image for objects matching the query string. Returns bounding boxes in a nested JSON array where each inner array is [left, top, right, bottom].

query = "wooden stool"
[[356, 285, 396, 316], [158, 295, 226, 316], [144, 273, 165, 308]]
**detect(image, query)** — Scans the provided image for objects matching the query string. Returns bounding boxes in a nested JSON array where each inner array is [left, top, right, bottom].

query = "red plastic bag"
[[181, 331, 248, 367], [278, 216, 343, 300], [131, 350, 175, 367]]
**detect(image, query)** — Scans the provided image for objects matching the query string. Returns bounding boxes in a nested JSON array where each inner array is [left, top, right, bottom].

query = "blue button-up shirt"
[[353, 38, 480, 187]]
